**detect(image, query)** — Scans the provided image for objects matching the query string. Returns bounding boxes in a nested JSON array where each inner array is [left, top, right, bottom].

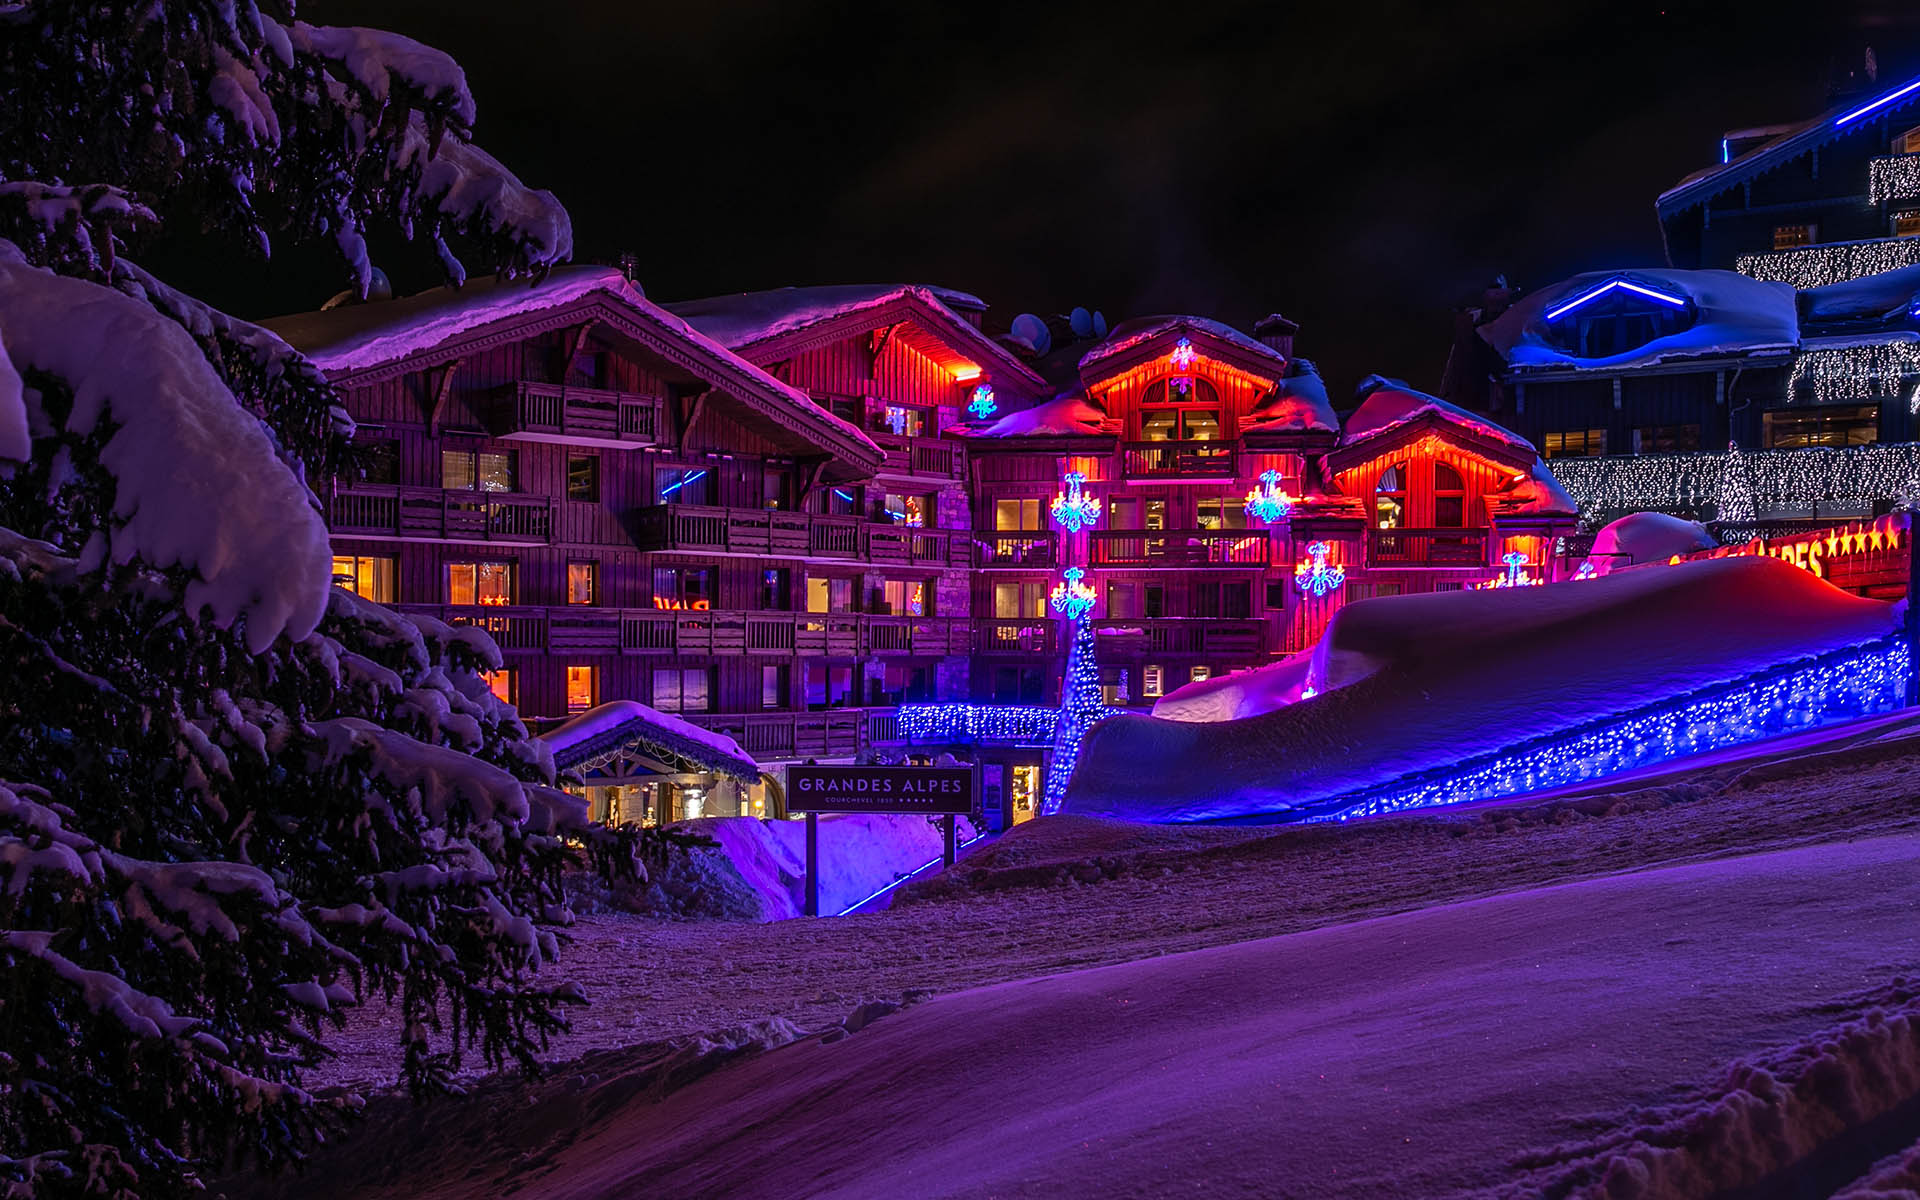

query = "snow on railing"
[[1309, 633, 1912, 823]]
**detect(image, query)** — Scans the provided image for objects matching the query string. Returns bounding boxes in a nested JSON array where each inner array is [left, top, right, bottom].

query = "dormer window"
[[1140, 376, 1223, 441], [1542, 276, 1696, 360]]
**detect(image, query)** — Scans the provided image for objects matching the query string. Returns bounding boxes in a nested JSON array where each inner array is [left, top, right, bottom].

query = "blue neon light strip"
[[660, 468, 707, 496], [833, 831, 992, 916], [833, 488, 854, 502], [1309, 635, 1908, 824], [1543, 278, 1691, 322], [1835, 77, 1920, 127], [1721, 137, 1730, 164]]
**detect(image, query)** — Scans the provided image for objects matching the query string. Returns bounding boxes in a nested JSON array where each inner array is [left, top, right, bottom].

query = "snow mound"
[[1066, 557, 1897, 822], [964, 392, 1109, 437], [1153, 652, 1313, 722], [0, 246, 332, 652], [1241, 360, 1338, 434], [1482, 268, 1798, 371], [1589, 511, 1719, 567], [1802, 262, 1920, 323]]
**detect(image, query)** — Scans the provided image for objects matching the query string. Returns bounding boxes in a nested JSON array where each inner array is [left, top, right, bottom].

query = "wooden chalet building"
[[1659, 68, 1920, 286]]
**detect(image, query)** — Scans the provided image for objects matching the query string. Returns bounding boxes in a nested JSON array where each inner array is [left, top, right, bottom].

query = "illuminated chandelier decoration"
[[1168, 336, 1198, 396], [1050, 470, 1102, 532], [1293, 541, 1346, 597], [967, 384, 997, 419], [1048, 566, 1097, 620], [1476, 550, 1540, 590], [1242, 469, 1295, 524]]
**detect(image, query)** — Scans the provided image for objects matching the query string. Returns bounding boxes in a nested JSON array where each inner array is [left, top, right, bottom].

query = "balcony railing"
[[401, 606, 963, 658], [868, 431, 965, 479], [1367, 527, 1488, 567], [1123, 441, 1238, 479], [1088, 530, 1270, 568], [493, 382, 664, 445], [630, 504, 812, 556], [399, 604, 551, 652], [690, 710, 863, 761], [1092, 618, 1266, 657], [975, 619, 1057, 655], [974, 531, 1057, 568], [329, 485, 553, 544]]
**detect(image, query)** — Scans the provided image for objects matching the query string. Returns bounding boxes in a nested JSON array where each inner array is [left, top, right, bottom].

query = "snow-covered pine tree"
[[0, 5, 634, 1196]]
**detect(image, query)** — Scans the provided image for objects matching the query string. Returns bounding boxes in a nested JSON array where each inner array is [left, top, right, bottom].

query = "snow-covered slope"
[[1067, 557, 1897, 822], [280, 830, 1920, 1198]]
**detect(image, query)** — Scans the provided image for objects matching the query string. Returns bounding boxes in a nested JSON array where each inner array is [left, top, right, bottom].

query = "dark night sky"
[[180, 0, 1920, 402]]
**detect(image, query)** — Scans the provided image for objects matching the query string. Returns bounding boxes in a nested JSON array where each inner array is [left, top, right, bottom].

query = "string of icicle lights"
[[1869, 155, 1920, 204], [1737, 237, 1920, 287], [1787, 342, 1920, 411], [1547, 443, 1920, 524], [1313, 634, 1909, 823]]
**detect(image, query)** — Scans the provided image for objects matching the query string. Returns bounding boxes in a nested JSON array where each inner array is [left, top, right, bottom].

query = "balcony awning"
[[541, 700, 760, 782]]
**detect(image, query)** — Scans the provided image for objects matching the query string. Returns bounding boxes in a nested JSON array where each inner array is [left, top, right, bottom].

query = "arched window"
[[1374, 463, 1407, 529], [1434, 461, 1466, 527], [1139, 377, 1223, 442]]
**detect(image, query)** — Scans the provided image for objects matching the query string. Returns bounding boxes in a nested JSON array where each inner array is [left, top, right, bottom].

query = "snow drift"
[[1588, 511, 1720, 568], [1066, 556, 1898, 822]]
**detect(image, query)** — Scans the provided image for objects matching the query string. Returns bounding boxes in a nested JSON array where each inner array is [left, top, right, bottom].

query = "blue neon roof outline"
[[1836, 78, 1920, 127], [1542, 278, 1691, 323]]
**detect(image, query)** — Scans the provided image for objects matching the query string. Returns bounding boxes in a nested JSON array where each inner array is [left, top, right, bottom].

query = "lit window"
[[567, 562, 597, 606], [882, 492, 933, 527], [994, 498, 1041, 530], [806, 577, 855, 614], [1374, 463, 1407, 529], [1190, 665, 1211, 684], [1762, 405, 1879, 449], [482, 668, 515, 706], [1195, 497, 1248, 530], [655, 465, 712, 504], [448, 561, 514, 606], [1543, 430, 1608, 458], [331, 554, 396, 603], [1899, 125, 1920, 155], [1896, 211, 1920, 239], [652, 566, 712, 611], [653, 667, 712, 713], [882, 404, 927, 437], [882, 579, 929, 617], [1142, 665, 1164, 698], [442, 448, 516, 492], [993, 581, 1044, 619], [565, 665, 597, 713], [1772, 223, 1816, 250]]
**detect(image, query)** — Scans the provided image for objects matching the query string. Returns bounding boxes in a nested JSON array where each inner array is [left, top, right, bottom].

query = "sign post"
[[788, 764, 978, 918]]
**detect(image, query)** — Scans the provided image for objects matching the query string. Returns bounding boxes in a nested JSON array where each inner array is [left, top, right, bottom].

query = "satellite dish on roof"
[[1069, 307, 1093, 338], [1010, 313, 1052, 356], [1092, 310, 1108, 337]]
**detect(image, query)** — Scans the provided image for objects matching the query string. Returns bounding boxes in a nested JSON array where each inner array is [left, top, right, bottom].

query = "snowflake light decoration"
[[1293, 541, 1345, 597], [1242, 469, 1294, 524], [1169, 336, 1197, 372], [1477, 550, 1541, 589], [1049, 566, 1096, 620], [968, 384, 997, 419], [1050, 471, 1101, 532]]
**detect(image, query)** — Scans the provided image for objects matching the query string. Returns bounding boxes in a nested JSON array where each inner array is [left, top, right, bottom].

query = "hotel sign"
[[1677, 514, 1907, 581], [789, 765, 976, 816]]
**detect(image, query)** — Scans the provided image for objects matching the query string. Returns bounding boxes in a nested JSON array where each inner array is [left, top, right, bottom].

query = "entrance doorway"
[[1010, 764, 1040, 825]]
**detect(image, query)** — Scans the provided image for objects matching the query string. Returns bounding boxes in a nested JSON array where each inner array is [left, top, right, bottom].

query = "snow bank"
[[1067, 557, 1897, 822], [1589, 511, 1719, 567], [1152, 652, 1313, 722], [0, 245, 332, 652], [1482, 268, 1798, 371], [666, 814, 976, 921]]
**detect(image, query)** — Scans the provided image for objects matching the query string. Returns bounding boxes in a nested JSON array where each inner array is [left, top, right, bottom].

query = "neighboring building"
[[1477, 265, 1920, 529], [1658, 69, 1920, 285], [270, 273, 1576, 830]]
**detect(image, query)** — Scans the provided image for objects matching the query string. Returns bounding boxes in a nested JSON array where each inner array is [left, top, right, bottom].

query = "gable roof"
[[540, 700, 759, 782], [667, 284, 1049, 397], [1479, 268, 1798, 373], [261, 267, 882, 477], [1077, 315, 1290, 386], [1658, 74, 1920, 216], [1331, 379, 1537, 465]]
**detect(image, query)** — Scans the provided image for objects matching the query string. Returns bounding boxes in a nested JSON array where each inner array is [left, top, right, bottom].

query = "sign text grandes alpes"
[[788, 765, 975, 815]]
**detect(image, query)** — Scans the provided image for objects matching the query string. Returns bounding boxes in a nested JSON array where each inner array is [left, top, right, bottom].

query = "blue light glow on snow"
[[1835, 77, 1920, 127], [1543, 278, 1691, 322], [1315, 635, 1909, 824]]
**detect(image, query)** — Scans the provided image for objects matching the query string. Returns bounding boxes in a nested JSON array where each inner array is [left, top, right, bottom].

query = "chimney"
[[1252, 312, 1299, 358]]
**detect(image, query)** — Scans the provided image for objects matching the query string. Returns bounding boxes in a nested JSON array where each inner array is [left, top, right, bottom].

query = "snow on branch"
[[390, 115, 573, 286], [0, 182, 156, 276], [0, 243, 333, 651], [278, 20, 478, 133]]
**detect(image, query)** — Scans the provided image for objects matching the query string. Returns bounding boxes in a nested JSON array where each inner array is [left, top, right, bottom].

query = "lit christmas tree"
[[1041, 616, 1106, 815], [1718, 441, 1756, 524]]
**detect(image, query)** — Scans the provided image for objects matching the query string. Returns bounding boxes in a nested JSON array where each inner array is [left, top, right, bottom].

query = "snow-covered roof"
[[1801, 263, 1920, 324], [960, 392, 1113, 438], [1658, 73, 1920, 214], [262, 266, 882, 470], [1490, 459, 1579, 518], [666, 283, 984, 349], [1241, 362, 1338, 435], [541, 700, 758, 782], [1588, 512, 1719, 566], [1077, 315, 1288, 380], [1480, 269, 1798, 373], [1340, 378, 1535, 453]]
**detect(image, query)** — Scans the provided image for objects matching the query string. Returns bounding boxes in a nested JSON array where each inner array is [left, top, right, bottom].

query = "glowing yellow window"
[[331, 554, 395, 603], [565, 666, 597, 713], [567, 562, 597, 606]]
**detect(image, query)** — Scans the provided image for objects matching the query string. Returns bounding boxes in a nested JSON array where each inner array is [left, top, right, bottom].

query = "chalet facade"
[[1659, 70, 1920, 286], [270, 273, 1575, 831]]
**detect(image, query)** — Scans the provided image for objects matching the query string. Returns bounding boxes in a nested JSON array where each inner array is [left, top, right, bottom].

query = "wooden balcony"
[[867, 525, 965, 567], [975, 619, 1057, 655], [1122, 440, 1237, 479], [408, 605, 963, 659], [400, 605, 550, 653], [1088, 530, 1270, 568], [1092, 618, 1266, 657], [329, 485, 553, 544], [1366, 528, 1488, 567], [864, 615, 969, 656], [869, 431, 965, 479], [630, 504, 811, 556], [974, 531, 1057, 569], [690, 710, 863, 761], [491, 382, 665, 446]]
